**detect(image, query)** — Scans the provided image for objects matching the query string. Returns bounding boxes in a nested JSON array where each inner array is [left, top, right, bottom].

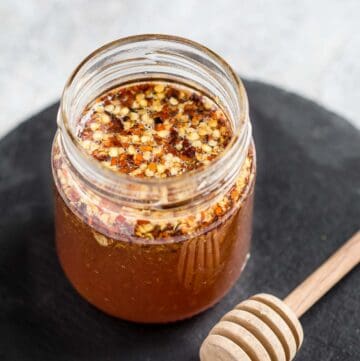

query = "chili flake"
[[77, 81, 233, 178]]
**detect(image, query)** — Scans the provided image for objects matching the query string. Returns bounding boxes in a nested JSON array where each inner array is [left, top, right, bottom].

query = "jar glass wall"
[[52, 35, 256, 323]]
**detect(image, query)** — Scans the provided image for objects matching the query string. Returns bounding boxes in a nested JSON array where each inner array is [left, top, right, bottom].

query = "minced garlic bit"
[[76, 81, 233, 178]]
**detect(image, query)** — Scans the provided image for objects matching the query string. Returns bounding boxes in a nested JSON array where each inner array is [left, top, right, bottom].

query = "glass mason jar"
[[52, 35, 256, 323]]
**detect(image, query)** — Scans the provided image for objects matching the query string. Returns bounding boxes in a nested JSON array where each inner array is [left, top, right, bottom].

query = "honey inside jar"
[[52, 36, 255, 323]]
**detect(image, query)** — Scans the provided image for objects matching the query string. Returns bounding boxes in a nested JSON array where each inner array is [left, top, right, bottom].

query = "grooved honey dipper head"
[[200, 294, 303, 361]]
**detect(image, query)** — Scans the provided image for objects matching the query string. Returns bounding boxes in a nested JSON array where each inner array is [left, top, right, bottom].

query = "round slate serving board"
[[0, 80, 359, 361]]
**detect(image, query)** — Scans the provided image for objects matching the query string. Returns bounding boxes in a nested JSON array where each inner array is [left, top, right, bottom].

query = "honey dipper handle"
[[284, 230, 360, 318]]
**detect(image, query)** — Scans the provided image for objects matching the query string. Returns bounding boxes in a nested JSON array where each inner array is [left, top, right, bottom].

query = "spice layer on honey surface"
[[53, 80, 255, 241], [77, 81, 233, 178]]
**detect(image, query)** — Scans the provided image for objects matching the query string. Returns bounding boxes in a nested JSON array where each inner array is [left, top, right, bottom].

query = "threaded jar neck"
[[58, 34, 251, 211]]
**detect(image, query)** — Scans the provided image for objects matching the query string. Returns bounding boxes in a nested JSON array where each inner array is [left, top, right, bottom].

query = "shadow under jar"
[[52, 35, 256, 323]]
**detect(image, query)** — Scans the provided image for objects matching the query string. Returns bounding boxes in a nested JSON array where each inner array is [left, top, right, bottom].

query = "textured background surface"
[[0, 81, 359, 360], [1, 0, 360, 138]]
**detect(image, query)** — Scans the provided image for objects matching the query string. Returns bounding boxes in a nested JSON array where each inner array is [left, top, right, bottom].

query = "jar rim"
[[59, 34, 250, 189]]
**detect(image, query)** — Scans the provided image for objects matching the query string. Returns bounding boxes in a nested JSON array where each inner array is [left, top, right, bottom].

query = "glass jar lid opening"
[[58, 34, 251, 209]]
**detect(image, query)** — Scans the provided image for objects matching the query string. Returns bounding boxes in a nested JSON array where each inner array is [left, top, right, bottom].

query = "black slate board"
[[0, 80, 359, 361]]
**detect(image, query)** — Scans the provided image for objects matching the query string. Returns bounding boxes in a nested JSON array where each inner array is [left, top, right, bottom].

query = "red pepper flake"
[[148, 162, 157, 172], [215, 206, 223, 216], [76, 81, 233, 179], [115, 215, 126, 224], [137, 219, 150, 225], [140, 145, 152, 152], [92, 150, 109, 161], [67, 189, 80, 202], [230, 188, 238, 202], [134, 154, 144, 165], [155, 124, 165, 131]]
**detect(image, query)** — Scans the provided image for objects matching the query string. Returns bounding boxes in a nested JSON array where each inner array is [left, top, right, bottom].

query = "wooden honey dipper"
[[200, 230, 360, 361]]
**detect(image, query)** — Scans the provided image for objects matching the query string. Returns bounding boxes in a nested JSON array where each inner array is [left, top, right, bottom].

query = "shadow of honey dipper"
[[200, 230, 360, 361]]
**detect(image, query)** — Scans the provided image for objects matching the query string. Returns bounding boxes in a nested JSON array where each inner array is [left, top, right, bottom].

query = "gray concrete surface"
[[1, 0, 359, 138]]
